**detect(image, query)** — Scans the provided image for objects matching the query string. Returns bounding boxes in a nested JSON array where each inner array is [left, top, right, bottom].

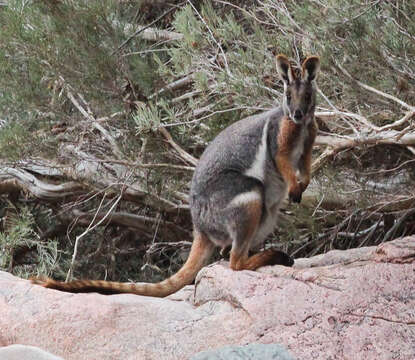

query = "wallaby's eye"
[[305, 93, 312, 103], [286, 93, 291, 103]]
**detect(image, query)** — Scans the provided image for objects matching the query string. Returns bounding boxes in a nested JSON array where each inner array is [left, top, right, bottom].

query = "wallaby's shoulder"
[[193, 107, 285, 183], [209, 107, 283, 145], [199, 107, 284, 161]]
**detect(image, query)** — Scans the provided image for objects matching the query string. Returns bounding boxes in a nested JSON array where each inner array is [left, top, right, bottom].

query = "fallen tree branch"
[[0, 167, 84, 201], [316, 110, 379, 131], [312, 127, 415, 172], [316, 130, 415, 149], [316, 109, 415, 132], [72, 209, 190, 238], [58, 145, 185, 212], [0, 160, 188, 214]]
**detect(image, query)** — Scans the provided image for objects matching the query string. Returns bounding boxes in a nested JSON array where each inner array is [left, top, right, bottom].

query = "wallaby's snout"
[[276, 54, 320, 125]]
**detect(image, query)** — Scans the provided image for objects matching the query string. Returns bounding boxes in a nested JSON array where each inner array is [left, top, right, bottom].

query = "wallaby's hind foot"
[[230, 248, 293, 271], [257, 248, 294, 267], [222, 246, 293, 267]]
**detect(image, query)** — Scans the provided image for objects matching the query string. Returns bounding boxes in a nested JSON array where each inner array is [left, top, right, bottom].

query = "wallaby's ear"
[[276, 54, 295, 84], [302, 56, 320, 82]]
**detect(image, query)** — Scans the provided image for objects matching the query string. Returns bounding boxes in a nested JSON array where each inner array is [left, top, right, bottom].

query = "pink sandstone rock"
[[0, 236, 414, 359]]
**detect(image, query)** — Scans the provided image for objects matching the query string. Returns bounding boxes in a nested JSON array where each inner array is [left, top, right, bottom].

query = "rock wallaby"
[[32, 54, 320, 297]]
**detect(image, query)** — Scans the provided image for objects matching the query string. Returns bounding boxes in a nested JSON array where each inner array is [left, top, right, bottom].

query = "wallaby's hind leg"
[[227, 194, 293, 271]]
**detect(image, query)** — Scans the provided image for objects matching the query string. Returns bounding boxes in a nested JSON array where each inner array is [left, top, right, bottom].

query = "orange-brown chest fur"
[[275, 116, 316, 184], [277, 116, 316, 157]]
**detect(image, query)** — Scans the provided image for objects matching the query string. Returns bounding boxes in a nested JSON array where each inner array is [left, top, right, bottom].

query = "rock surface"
[[0, 237, 414, 360], [190, 343, 294, 360], [0, 344, 63, 360]]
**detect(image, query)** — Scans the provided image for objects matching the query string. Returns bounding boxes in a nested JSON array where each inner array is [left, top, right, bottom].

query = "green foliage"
[[134, 102, 161, 133], [0, 0, 162, 161], [0, 205, 58, 278], [173, 5, 204, 51], [160, 0, 414, 134], [1, 0, 118, 100], [0, 120, 33, 161]]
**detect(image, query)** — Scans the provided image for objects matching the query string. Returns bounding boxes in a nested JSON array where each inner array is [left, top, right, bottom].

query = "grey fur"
[[190, 108, 287, 249]]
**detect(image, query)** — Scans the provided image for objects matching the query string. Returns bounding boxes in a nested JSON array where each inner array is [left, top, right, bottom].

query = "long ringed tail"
[[31, 231, 214, 298]]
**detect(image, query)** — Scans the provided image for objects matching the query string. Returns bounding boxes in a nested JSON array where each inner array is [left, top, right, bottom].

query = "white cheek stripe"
[[230, 190, 262, 208]]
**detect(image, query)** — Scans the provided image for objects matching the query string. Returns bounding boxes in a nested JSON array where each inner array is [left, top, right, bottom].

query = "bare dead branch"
[[65, 87, 123, 159], [336, 62, 415, 111], [158, 127, 198, 166], [149, 74, 194, 100], [66, 193, 121, 281], [93, 159, 195, 172], [116, 21, 183, 44], [316, 131, 415, 149]]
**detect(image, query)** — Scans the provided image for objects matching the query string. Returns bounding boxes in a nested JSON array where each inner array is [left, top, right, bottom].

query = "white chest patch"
[[244, 119, 270, 182]]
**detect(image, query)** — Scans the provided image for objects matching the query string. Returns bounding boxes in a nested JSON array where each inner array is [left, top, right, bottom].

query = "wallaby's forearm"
[[275, 117, 302, 202], [298, 120, 317, 190]]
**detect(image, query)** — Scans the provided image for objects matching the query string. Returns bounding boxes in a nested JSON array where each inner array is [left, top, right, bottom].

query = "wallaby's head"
[[276, 54, 320, 125]]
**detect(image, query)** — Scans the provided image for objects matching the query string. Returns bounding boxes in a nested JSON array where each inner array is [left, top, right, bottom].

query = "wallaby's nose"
[[294, 110, 303, 121]]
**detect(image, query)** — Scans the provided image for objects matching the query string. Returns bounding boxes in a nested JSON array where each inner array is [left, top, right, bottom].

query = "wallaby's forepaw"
[[289, 185, 302, 203], [300, 180, 309, 193]]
